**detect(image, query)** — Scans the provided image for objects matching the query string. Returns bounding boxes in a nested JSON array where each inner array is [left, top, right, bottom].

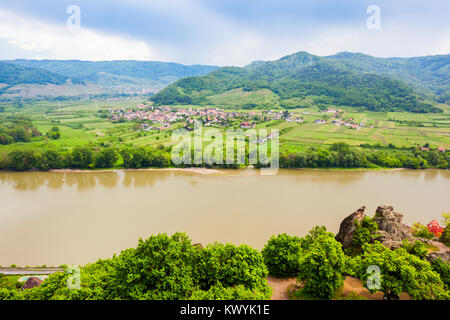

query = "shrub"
[[411, 222, 435, 240], [352, 217, 378, 247], [430, 258, 450, 290], [190, 283, 270, 300], [197, 243, 270, 297], [297, 233, 346, 299], [1, 233, 273, 301], [440, 225, 450, 246], [354, 242, 448, 300], [261, 233, 303, 277], [111, 233, 200, 300], [401, 240, 428, 260]]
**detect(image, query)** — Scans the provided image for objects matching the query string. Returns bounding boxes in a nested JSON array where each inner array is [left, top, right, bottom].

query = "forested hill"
[[0, 62, 74, 86], [151, 51, 449, 113], [325, 52, 450, 103], [2, 60, 219, 89]]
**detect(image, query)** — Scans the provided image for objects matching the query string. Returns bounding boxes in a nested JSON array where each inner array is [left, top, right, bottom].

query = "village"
[[107, 104, 365, 133]]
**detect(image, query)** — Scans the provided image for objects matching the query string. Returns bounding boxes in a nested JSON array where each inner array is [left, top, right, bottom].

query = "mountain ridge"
[[150, 51, 449, 112]]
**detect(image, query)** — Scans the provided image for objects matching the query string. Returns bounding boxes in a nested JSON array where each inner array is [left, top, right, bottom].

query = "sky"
[[0, 0, 449, 66]]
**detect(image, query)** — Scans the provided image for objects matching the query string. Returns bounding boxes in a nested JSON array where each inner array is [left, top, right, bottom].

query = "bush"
[[430, 258, 450, 290], [401, 240, 428, 260], [440, 226, 450, 246], [354, 242, 447, 300], [7, 233, 271, 301], [190, 283, 270, 300], [197, 243, 270, 296], [261, 233, 303, 277], [111, 233, 200, 300], [352, 217, 379, 247], [411, 222, 435, 239], [297, 233, 346, 299]]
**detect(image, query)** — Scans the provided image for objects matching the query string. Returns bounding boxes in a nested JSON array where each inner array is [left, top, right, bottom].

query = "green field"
[[1, 98, 450, 155]]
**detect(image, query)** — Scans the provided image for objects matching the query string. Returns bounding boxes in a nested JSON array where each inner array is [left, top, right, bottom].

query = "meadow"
[[1, 98, 449, 156]]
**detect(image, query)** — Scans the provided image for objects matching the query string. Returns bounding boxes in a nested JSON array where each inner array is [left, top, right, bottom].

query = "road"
[[0, 267, 64, 275]]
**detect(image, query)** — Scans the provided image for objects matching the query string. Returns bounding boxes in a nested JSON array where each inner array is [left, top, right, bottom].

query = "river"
[[0, 169, 449, 266]]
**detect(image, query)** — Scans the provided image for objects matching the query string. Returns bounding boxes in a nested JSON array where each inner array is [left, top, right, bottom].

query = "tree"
[[442, 212, 450, 227], [38, 150, 62, 170], [352, 216, 379, 247], [7, 149, 37, 170], [111, 232, 200, 300], [354, 242, 448, 300], [430, 258, 450, 290], [46, 127, 61, 140], [94, 147, 118, 168], [70, 146, 94, 169], [197, 243, 270, 296], [262, 233, 303, 277], [297, 233, 346, 299]]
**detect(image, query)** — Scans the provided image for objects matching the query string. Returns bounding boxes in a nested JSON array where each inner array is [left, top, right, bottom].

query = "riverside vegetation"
[[1, 212, 449, 300], [1, 139, 449, 171]]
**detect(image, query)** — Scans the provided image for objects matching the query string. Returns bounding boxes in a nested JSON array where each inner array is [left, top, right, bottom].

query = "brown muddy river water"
[[0, 169, 449, 266]]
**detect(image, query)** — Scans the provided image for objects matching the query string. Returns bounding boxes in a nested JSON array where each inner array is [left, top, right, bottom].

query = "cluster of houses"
[[420, 147, 447, 152], [108, 106, 306, 131]]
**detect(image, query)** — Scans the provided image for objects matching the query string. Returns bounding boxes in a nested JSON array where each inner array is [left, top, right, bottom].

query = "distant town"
[[106, 104, 367, 132]]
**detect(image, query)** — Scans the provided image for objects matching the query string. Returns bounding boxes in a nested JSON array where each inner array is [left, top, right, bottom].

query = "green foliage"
[[189, 283, 270, 300], [196, 243, 269, 295], [0, 115, 41, 145], [4, 60, 218, 87], [353, 217, 379, 247], [430, 258, 450, 290], [297, 232, 346, 299], [353, 242, 448, 300], [0, 61, 69, 85], [93, 147, 118, 168], [401, 240, 428, 260], [261, 233, 303, 277], [70, 146, 94, 169], [46, 127, 61, 140], [1, 233, 270, 300], [151, 52, 444, 113], [111, 233, 200, 300], [120, 146, 170, 168], [442, 212, 450, 227], [411, 222, 435, 239], [440, 225, 450, 246]]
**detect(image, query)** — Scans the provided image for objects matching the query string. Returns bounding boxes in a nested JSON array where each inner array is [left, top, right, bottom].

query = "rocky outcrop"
[[372, 205, 414, 249], [335, 206, 367, 249], [426, 252, 450, 263], [335, 205, 416, 250]]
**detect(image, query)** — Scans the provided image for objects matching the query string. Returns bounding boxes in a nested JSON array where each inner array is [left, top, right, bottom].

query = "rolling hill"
[[0, 61, 75, 86], [0, 60, 219, 98], [151, 51, 449, 113]]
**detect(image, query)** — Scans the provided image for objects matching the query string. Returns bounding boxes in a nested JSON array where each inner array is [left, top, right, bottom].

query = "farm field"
[[1, 98, 450, 155]]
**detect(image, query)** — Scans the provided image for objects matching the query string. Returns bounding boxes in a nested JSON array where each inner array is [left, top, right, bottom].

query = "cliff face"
[[335, 205, 449, 262], [335, 206, 367, 248], [335, 205, 414, 250]]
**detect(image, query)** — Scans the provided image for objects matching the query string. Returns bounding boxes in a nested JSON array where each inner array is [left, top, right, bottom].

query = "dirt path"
[[431, 240, 450, 254], [266, 276, 297, 300], [267, 276, 411, 300]]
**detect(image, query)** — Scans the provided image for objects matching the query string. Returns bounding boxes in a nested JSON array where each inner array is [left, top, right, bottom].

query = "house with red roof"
[[427, 219, 444, 237]]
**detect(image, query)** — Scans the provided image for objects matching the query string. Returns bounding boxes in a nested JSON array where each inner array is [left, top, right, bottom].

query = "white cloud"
[[0, 8, 156, 61]]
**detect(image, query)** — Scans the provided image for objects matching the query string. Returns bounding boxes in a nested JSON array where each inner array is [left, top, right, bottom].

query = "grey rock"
[[335, 206, 366, 248], [426, 252, 450, 263], [373, 205, 414, 248]]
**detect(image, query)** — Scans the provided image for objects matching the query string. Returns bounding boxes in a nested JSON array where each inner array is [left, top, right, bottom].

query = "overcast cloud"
[[0, 0, 448, 66]]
